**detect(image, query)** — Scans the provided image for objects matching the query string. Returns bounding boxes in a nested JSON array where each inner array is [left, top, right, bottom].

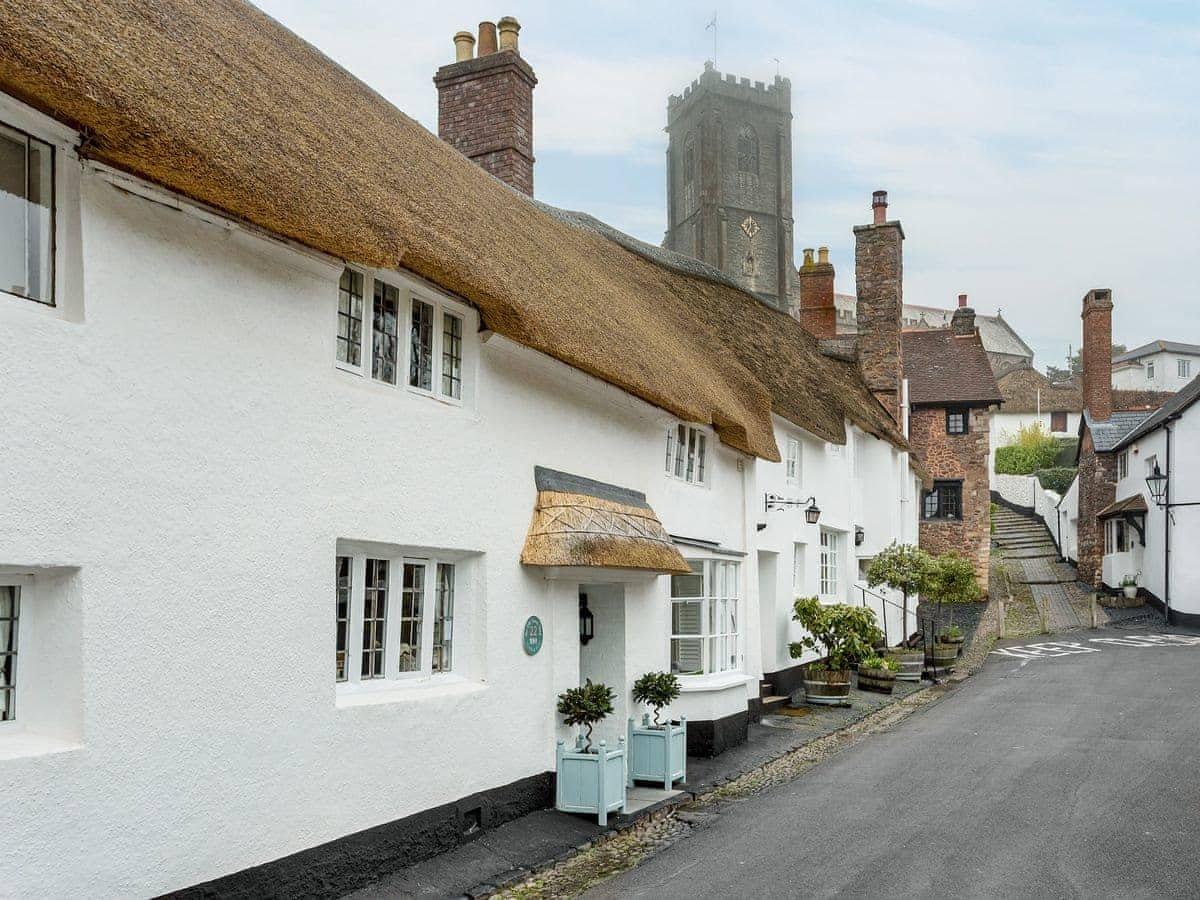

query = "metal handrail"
[[856, 583, 916, 648]]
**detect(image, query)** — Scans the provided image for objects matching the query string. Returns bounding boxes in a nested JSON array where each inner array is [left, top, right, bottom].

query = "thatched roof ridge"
[[0, 0, 788, 458]]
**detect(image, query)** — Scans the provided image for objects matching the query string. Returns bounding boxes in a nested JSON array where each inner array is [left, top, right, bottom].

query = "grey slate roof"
[[833, 297, 1034, 360], [1083, 409, 1156, 452], [534, 465, 651, 509], [1112, 374, 1200, 451], [1113, 340, 1200, 364]]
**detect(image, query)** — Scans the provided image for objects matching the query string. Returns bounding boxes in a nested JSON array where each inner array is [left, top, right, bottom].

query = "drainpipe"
[[1164, 421, 1172, 625]]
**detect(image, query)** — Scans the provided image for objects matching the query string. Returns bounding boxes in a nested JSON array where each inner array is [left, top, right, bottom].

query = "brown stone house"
[[903, 321, 1003, 585]]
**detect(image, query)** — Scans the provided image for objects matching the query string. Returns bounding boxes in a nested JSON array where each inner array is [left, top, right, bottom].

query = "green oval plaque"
[[522, 615, 544, 656]]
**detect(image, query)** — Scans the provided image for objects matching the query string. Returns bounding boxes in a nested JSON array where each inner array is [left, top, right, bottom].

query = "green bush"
[[557, 679, 615, 751], [1036, 467, 1077, 495], [632, 671, 681, 726], [1052, 437, 1079, 467], [995, 422, 1062, 475], [789, 597, 882, 671]]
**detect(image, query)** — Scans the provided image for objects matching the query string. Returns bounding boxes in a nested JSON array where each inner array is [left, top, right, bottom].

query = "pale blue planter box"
[[627, 716, 687, 789], [555, 736, 627, 826]]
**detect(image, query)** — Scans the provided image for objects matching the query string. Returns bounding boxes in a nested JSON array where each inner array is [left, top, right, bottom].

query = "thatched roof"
[[0, 0, 794, 458], [520, 468, 689, 574]]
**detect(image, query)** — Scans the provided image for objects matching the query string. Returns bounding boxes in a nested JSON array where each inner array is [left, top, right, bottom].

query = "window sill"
[[0, 730, 83, 762], [677, 671, 748, 693], [335, 673, 486, 708]]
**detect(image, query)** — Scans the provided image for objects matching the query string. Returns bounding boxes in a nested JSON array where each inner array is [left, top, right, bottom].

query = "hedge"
[[995, 442, 1061, 475], [1036, 467, 1077, 495]]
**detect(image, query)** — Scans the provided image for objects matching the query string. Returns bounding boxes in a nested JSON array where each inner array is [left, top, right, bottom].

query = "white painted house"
[[1111, 340, 1200, 392], [0, 5, 922, 897], [1102, 376, 1200, 625]]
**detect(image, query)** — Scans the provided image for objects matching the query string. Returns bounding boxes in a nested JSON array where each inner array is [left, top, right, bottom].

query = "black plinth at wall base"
[[686, 710, 748, 758]]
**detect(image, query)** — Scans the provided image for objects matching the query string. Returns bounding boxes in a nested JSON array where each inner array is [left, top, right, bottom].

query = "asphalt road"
[[586, 629, 1200, 899]]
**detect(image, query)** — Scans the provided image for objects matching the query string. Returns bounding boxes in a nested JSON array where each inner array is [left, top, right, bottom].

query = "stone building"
[[663, 61, 797, 313]]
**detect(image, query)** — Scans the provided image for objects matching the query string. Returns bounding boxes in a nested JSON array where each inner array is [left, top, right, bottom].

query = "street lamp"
[[1146, 462, 1168, 507], [764, 493, 821, 524]]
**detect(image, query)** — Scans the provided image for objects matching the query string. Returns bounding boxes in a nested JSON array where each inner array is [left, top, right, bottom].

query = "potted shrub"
[[554, 680, 626, 826], [866, 542, 934, 640], [885, 645, 924, 682], [927, 552, 981, 671], [1121, 573, 1139, 600], [627, 671, 686, 789], [790, 597, 882, 706], [938, 623, 964, 645], [857, 654, 898, 694]]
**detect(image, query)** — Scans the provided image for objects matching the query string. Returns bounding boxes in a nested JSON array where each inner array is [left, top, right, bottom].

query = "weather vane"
[[706, 12, 717, 64]]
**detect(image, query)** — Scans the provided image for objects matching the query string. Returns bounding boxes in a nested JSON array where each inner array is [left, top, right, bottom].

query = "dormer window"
[[666, 424, 707, 485]]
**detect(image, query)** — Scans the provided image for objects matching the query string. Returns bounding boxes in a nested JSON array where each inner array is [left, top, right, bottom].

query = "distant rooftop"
[[834, 295, 1033, 360], [1112, 340, 1200, 364]]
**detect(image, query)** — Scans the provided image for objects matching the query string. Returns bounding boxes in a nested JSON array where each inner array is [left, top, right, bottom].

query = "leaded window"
[[670, 560, 740, 676], [946, 408, 969, 435], [409, 299, 435, 391], [361, 558, 388, 679], [736, 125, 758, 175], [372, 281, 399, 384], [0, 123, 53, 305], [667, 424, 707, 485], [923, 481, 963, 520], [0, 585, 18, 721], [441, 312, 463, 399], [336, 268, 364, 366], [398, 562, 424, 673], [335, 556, 351, 682], [432, 563, 455, 673], [819, 531, 840, 598]]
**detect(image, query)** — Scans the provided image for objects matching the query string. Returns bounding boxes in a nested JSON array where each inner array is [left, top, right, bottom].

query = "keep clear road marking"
[[992, 634, 1200, 661]]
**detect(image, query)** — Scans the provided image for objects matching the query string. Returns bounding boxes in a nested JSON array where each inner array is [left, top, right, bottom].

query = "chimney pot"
[[818, 246, 830, 265], [958, 293, 968, 308], [452, 31, 476, 62], [802, 248, 815, 268], [498, 16, 520, 52], [872, 190, 888, 225], [477, 21, 498, 56]]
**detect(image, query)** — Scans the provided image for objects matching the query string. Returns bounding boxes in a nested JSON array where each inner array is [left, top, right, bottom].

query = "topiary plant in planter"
[[631, 671, 680, 727], [866, 542, 934, 639], [790, 597, 882, 705], [557, 679, 615, 752]]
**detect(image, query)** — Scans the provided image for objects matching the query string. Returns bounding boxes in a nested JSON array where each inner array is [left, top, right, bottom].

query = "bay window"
[[670, 560, 740, 676], [0, 122, 53, 306], [335, 549, 460, 686], [336, 268, 467, 403]]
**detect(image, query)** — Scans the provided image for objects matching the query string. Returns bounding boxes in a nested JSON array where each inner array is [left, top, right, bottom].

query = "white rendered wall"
[[1112, 353, 1198, 392], [989, 410, 1080, 489]]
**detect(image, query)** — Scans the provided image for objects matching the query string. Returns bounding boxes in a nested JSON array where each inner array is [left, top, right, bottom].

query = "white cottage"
[[0, 3, 921, 896]]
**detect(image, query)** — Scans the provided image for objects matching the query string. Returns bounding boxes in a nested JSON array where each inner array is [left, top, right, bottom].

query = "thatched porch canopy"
[[520, 468, 689, 575]]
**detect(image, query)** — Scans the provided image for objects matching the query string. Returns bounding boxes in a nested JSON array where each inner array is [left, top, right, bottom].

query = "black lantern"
[[1146, 462, 1168, 507], [854, 525, 865, 546], [578, 593, 595, 645], [765, 493, 821, 524], [805, 502, 822, 525]]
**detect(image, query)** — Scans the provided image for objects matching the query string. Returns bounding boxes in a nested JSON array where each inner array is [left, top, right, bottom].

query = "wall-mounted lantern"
[[578, 593, 595, 645], [1146, 462, 1168, 507], [855, 526, 865, 546], [764, 493, 821, 525]]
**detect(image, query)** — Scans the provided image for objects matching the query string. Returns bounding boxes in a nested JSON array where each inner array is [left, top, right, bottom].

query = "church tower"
[[664, 62, 797, 312]]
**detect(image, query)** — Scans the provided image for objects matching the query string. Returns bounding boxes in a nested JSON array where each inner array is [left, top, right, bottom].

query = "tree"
[[632, 671, 681, 727], [557, 679, 615, 751], [866, 542, 934, 635], [1045, 343, 1126, 382], [789, 597, 882, 672], [928, 552, 981, 627]]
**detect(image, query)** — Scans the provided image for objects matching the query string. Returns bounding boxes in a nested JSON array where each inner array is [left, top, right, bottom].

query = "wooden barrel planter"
[[927, 643, 958, 673], [802, 669, 852, 705], [887, 650, 923, 682], [857, 667, 896, 694]]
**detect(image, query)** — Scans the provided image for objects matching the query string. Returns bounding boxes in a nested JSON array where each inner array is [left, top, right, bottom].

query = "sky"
[[255, 1, 1199, 371]]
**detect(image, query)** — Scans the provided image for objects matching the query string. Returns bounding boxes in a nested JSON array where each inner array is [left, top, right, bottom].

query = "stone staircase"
[[991, 504, 1075, 584], [759, 679, 789, 714]]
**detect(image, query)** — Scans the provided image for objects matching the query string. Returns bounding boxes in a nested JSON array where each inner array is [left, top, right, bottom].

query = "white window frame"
[[1118, 450, 1129, 481], [0, 576, 30, 731], [335, 547, 460, 691], [819, 530, 841, 600], [666, 423, 709, 486], [1147, 361, 1155, 380], [785, 438, 802, 485], [1179, 359, 1192, 380], [1105, 519, 1130, 554], [334, 268, 468, 407], [669, 559, 741, 677]]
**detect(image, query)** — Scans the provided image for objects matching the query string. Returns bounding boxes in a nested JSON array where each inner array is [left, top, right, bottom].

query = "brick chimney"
[[797, 246, 837, 339], [951, 302, 976, 336], [1081, 288, 1114, 421], [434, 17, 537, 196], [854, 190, 905, 423]]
